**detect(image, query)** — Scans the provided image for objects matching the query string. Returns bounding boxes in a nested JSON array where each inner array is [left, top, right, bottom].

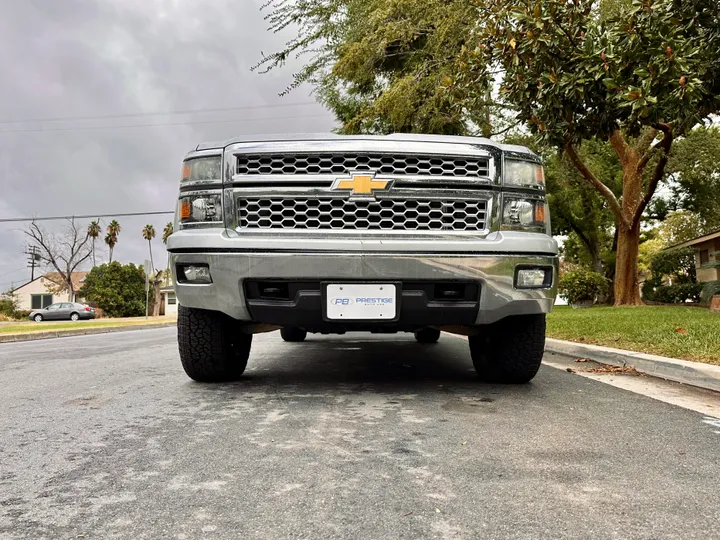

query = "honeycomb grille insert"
[[236, 154, 490, 178], [237, 198, 488, 231]]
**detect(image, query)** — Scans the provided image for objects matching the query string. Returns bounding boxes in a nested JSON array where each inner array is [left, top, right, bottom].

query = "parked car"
[[29, 302, 96, 322]]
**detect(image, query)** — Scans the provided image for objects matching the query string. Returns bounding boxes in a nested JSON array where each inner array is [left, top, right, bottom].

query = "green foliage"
[[78, 262, 145, 318], [659, 211, 711, 247], [667, 125, 720, 228], [649, 247, 697, 283], [0, 298, 16, 317], [255, 0, 494, 135], [643, 282, 703, 303], [559, 269, 610, 304], [700, 281, 720, 304], [463, 0, 720, 146]]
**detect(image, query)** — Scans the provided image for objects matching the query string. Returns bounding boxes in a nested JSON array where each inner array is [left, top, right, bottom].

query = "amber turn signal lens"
[[182, 162, 192, 181], [180, 199, 191, 219], [535, 166, 545, 184], [534, 203, 546, 223]]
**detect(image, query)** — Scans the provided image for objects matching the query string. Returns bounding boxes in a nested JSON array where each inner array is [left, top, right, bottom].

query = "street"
[[1, 328, 719, 540]]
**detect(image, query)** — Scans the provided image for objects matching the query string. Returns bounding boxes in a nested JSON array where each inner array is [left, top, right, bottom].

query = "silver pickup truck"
[[167, 134, 558, 384]]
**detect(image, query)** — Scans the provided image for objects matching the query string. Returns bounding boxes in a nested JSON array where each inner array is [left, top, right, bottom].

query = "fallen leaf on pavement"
[[566, 368, 576, 373], [587, 365, 641, 375], [403, 512, 413, 517], [575, 358, 591, 363], [435, 508, 441, 513]]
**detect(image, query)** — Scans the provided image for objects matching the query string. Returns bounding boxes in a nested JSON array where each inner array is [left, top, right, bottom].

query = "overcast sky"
[[0, 0, 336, 291]]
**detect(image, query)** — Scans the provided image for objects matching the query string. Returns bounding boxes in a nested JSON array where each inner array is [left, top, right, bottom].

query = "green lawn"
[[547, 305, 720, 365], [0, 317, 175, 335]]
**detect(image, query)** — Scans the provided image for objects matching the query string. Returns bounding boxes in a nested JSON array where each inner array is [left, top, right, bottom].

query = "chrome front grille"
[[237, 197, 488, 232], [236, 153, 490, 178]]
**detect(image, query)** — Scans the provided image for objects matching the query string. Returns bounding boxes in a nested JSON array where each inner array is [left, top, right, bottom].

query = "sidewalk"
[[545, 338, 720, 393]]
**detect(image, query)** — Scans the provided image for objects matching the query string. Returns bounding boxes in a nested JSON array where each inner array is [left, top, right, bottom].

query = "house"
[[159, 284, 178, 316], [667, 229, 720, 283], [11, 272, 89, 310]]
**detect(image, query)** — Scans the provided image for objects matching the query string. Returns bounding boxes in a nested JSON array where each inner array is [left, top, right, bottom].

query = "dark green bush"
[[559, 270, 610, 304], [700, 281, 720, 304], [13, 310, 32, 319], [78, 262, 146, 317], [644, 282, 703, 303]]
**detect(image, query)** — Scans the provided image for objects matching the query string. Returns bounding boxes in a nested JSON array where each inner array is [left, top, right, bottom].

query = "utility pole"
[[25, 246, 41, 281]]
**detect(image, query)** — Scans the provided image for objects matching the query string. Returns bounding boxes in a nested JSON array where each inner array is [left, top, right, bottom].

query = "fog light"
[[182, 265, 212, 283], [515, 268, 551, 289]]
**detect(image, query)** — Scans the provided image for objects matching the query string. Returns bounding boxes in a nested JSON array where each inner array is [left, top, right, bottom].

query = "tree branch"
[[564, 142, 627, 228], [633, 126, 674, 225], [608, 129, 629, 167]]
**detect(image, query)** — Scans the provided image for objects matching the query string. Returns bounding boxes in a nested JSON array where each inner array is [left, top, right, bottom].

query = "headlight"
[[181, 156, 221, 183], [502, 197, 547, 231], [504, 160, 544, 188], [179, 192, 223, 224]]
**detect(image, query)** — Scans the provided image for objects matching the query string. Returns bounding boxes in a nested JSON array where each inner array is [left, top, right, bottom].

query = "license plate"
[[325, 284, 397, 320]]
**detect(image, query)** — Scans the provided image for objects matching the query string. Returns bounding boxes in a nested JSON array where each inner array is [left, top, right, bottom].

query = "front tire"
[[414, 327, 440, 344], [469, 314, 546, 384], [177, 305, 252, 382], [281, 327, 307, 342], [34, 314, 43, 323]]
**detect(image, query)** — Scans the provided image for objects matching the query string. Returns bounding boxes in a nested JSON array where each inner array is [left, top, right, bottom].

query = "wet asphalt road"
[[1, 328, 719, 540]]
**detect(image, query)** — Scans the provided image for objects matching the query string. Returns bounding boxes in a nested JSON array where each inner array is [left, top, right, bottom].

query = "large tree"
[[24, 219, 93, 302], [457, 0, 720, 304]]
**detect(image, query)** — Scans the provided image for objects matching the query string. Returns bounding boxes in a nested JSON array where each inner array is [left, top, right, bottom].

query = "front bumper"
[[169, 231, 558, 326]]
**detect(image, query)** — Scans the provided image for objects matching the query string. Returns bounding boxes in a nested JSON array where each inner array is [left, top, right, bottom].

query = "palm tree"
[[87, 220, 101, 267], [105, 220, 121, 263], [162, 222, 174, 286], [162, 222, 173, 244], [142, 224, 156, 271], [105, 232, 117, 263]]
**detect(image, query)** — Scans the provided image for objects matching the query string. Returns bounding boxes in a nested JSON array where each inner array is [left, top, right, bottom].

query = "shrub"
[[644, 282, 703, 303], [700, 281, 720, 304], [78, 262, 146, 318], [13, 310, 32, 320], [558, 270, 610, 305], [649, 247, 697, 283], [0, 298, 15, 317]]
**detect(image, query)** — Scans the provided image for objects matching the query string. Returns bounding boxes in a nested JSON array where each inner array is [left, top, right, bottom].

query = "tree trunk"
[[148, 240, 154, 272], [151, 277, 162, 317], [613, 221, 642, 306]]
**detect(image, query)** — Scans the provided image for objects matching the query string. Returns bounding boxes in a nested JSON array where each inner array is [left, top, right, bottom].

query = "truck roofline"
[[193, 133, 537, 158]]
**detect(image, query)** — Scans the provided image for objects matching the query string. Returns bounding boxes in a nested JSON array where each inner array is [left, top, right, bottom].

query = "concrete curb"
[[545, 338, 720, 393], [0, 322, 176, 343]]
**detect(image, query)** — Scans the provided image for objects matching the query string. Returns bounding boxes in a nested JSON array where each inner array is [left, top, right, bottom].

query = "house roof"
[[44, 272, 89, 291], [665, 229, 720, 250], [13, 272, 89, 293]]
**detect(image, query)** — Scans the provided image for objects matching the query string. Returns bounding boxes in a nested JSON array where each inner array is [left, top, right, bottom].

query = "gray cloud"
[[0, 0, 335, 290]]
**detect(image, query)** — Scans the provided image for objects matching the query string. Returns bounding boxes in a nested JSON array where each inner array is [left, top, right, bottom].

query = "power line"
[[0, 211, 174, 224], [0, 101, 319, 125], [0, 112, 335, 134], [0, 267, 26, 279]]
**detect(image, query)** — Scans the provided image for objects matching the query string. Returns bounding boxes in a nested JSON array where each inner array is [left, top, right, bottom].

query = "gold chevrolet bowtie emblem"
[[332, 173, 390, 195]]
